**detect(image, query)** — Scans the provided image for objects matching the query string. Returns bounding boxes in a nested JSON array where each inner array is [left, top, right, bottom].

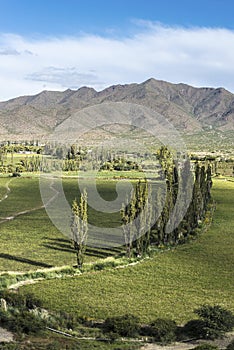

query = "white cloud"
[[0, 23, 234, 101], [26, 66, 103, 88], [0, 48, 20, 55]]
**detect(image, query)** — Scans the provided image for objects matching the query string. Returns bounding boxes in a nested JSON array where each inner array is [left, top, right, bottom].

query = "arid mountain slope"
[[0, 78, 234, 141]]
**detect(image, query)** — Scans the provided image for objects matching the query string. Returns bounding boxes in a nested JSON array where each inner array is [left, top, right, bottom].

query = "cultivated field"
[[15, 178, 234, 324], [0, 176, 132, 271]]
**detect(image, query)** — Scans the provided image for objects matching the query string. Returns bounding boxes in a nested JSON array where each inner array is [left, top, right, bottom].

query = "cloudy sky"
[[0, 0, 234, 101]]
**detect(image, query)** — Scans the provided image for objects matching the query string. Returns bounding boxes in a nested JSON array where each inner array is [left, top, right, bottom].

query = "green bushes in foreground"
[[103, 315, 177, 344], [1, 289, 234, 344], [0, 290, 46, 335], [192, 344, 219, 350], [0, 309, 46, 335], [182, 319, 207, 339], [0, 340, 140, 350], [0, 289, 42, 309], [103, 314, 140, 338], [226, 340, 234, 350], [183, 305, 234, 340], [194, 304, 234, 339], [102, 305, 234, 343], [0, 344, 19, 350], [148, 318, 177, 344]]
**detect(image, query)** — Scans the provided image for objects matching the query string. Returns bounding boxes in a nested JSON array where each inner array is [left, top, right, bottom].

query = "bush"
[[57, 311, 80, 330], [0, 290, 42, 309], [195, 305, 234, 339], [9, 310, 46, 334], [12, 172, 21, 177], [0, 309, 46, 335], [24, 292, 42, 309], [227, 340, 234, 350], [0, 344, 19, 350], [103, 314, 140, 337], [0, 310, 10, 325], [183, 319, 207, 339], [148, 318, 177, 344], [192, 344, 219, 350]]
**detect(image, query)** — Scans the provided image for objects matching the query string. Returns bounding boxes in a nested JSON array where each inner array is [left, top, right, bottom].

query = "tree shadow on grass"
[[42, 237, 122, 259], [85, 247, 121, 258], [0, 253, 53, 268], [42, 243, 74, 254]]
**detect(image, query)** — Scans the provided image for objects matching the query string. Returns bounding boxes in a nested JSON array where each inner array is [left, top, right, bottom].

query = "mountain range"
[[0, 78, 234, 142]]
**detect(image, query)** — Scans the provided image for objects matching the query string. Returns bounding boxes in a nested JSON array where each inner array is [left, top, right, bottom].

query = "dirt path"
[[140, 343, 196, 350], [140, 332, 234, 350], [0, 176, 59, 224], [0, 204, 45, 224], [7, 261, 142, 290], [0, 178, 44, 223], [8, 277, 45, 289]]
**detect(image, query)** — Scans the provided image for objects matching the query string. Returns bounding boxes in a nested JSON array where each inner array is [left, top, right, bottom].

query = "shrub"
[[0, 290, 25, 308], [24, 292, 42, 309], [148, 318, 177, 344], [9, 310, 46, 334], [103, 314, 140, 337], [183, 319, 207, 339], [0, 309, 46, 335], [0, 344, 19, 350], [0, 310, 10, 325], [195, 305, 234, 339], [192, 344, 219, 350], [12, 172, 21, 177], [0, 290, 42, 309], [58, 311, 80, 330], [227, 340, 234, 350]]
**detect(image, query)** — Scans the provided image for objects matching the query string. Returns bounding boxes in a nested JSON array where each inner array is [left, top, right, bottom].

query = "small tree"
[[183, 319, 207, 339], [194, 305, 234, 339], [148, 318, 177, 344], [71, 189, 88, 268], [103, 314, 140, 338], [226, 339, 234, 350]]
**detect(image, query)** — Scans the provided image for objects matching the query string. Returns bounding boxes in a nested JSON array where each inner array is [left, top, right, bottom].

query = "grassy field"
[[0, 176, 127, 271], [182, 130, 234, 154], [0, 177, 10, 199], [20, 179, 234, 324]]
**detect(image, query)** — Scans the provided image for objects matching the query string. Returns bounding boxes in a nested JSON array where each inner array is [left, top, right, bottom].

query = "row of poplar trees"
[[70, 146, 213, 266], [121, 146, 213, 258]]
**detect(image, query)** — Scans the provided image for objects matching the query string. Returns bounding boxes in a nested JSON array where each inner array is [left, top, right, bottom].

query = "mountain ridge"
[[0, 78, 234, 141]]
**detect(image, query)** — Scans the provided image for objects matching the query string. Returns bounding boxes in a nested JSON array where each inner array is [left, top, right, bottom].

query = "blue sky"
[[1, 0, 234, 35], [0, 0, 234, 100]]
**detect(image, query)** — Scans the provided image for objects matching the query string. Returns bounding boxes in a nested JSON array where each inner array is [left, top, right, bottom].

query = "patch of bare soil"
[[0, 327, 14, 343], [141, 342, 198, 350]]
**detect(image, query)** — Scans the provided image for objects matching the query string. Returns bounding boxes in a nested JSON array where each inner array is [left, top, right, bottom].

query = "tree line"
[[121, 146, 213, 258], [71, 146, 213, 266]]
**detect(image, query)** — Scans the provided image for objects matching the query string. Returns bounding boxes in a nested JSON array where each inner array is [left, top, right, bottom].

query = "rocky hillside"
[[0, 78, 234, 141]]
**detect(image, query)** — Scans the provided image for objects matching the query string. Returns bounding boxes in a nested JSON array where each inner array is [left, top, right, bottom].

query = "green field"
[[0, 176, 128, 271], [0, 177, 10, 199], [18, 179, 234, 324]]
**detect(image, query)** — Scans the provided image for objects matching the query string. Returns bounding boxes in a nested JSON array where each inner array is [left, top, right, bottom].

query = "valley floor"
[[0, 177, 233, 349]]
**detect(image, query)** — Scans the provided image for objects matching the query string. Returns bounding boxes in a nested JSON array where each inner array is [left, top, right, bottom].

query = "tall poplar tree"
[[71, 189, 88, 268], [121, 180, 152, 257]]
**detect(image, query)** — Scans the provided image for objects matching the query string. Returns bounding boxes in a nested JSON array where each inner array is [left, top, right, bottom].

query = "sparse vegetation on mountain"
[[1, 78, 234, 142]]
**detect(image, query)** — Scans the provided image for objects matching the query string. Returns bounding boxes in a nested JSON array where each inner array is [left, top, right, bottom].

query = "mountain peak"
[[0, 78, 234, 140]]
